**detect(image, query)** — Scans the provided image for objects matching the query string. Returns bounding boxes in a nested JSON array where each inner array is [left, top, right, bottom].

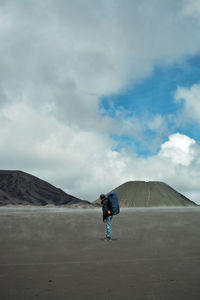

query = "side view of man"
[[100, 192, 120, 241]]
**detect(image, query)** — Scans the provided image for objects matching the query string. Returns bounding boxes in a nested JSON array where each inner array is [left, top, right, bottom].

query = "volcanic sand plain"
[[0, 207, 200, 300]]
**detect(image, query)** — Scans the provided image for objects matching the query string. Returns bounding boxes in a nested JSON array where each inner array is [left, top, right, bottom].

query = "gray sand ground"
[[0, 207, 200, 300]]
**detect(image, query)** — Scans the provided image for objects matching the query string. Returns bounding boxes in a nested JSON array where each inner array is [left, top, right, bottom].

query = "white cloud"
[[159, 133, 195, 166], [148, 115, 164, 131], [0, 101, 121, 199], [1, 1, 200, 116], [175, 83, 200, 123], [1, 1, 200, 204], [181, 0, 200, 17], [1, 104, 200, 204]]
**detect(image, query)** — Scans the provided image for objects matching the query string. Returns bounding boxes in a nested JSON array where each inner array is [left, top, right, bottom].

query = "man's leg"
[[106, 216, 112, 239]]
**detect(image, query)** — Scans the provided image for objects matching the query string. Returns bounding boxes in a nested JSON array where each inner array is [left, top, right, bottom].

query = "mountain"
[[0, 170, 92, 207], [95, 181, 196, 207]]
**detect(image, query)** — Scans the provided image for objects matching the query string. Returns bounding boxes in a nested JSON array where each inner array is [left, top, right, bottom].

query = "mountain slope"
[[95, 181, 196, 207], [0, 170, 92, 207]]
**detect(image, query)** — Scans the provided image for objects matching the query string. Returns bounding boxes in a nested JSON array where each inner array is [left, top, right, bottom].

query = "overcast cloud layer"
[[0, 0, 200, 203]]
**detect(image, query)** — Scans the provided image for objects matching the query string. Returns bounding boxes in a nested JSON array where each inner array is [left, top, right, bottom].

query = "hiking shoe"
[[104, 237, 111, 241]]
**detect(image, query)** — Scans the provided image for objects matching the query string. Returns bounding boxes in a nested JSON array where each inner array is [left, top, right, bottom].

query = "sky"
[[1, 0, 200, 203]]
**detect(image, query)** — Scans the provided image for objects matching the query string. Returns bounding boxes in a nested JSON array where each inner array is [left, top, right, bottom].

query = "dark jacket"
[[101, 197, 111, 222]]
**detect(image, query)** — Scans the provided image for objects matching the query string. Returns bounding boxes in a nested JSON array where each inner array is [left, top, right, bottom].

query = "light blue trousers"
[[106, 216, 112, 238]]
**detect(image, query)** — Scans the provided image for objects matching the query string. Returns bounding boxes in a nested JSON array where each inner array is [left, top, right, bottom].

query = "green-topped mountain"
[[95, 181, 197, 207]]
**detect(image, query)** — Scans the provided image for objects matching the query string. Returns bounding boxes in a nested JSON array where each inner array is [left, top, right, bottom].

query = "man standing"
[[100, 193, 113, 241]]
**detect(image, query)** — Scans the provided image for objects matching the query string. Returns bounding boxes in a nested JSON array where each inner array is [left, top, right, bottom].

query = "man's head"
[[100, 194, 106, 200]]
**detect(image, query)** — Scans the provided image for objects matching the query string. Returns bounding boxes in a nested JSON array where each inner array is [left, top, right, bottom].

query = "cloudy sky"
[[1, 0, 200, 203]]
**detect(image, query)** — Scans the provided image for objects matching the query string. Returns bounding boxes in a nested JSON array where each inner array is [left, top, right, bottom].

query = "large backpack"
[[108, 192, 120, 215]]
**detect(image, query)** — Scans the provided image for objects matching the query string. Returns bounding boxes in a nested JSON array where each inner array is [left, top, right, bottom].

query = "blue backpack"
[[108, 192, 120, 215]]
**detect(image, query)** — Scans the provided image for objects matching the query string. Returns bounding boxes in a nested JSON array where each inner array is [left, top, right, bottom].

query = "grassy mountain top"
[[96, 181, 196, 207]]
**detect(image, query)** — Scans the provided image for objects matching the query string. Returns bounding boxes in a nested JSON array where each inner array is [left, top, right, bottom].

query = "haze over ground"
[[0, 1, 200, 203], [1, 207, 200, 299]]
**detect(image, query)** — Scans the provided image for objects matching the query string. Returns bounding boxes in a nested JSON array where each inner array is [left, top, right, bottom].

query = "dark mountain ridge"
[[0, 170, 92, 207]]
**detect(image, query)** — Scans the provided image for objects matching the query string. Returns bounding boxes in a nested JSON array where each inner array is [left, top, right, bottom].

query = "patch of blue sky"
[[111, 133, 160, 157], [101, 54, 200, 119], [100, 54, 200, 155]]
